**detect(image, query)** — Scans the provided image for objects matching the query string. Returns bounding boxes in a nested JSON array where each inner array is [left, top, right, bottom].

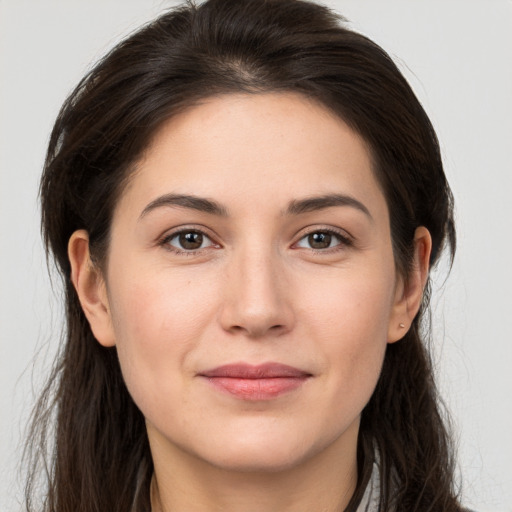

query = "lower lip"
[[204, 376, 309, 400]]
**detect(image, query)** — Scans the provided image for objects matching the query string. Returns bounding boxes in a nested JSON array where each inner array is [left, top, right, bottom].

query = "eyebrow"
[[139, 193, 228, 219], [139, 192, 372, 221], [285, 194, 372, 220]]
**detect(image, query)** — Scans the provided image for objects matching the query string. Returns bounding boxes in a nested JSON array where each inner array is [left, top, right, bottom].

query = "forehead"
[[117, 92, 388, 222]]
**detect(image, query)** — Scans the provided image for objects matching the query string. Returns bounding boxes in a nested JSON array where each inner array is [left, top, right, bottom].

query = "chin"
[[190, 425, 334, 474], [207, 445, 310, 474]]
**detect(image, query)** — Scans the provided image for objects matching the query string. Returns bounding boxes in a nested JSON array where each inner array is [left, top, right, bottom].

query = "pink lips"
[[200, 363, 311, 400]]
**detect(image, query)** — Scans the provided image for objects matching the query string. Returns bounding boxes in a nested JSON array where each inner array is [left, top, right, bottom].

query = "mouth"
[[199, 362, 312, 401]]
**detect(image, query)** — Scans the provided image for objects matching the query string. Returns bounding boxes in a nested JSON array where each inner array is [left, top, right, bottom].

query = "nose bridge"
[[220, 239, 293, 337], [239, 245, 278, 305]]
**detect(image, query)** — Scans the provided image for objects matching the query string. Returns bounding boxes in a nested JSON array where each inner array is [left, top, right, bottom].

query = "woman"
[[26, 0, 461, 510]]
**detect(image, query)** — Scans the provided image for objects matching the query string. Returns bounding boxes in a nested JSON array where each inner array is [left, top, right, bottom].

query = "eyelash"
[[159, 226, 353, 256], [294, 227, 353, 254], [160, 227, 218, 256]]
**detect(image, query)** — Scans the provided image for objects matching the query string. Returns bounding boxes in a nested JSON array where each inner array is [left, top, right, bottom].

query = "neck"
[[148, 421, 359, 512]]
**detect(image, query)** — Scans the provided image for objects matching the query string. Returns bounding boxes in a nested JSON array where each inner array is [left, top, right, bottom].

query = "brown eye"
[[179, 232, 203, 249], [166, 230, 214, 252], [295, 230, 349, 251], [308, 232, 332, 249]]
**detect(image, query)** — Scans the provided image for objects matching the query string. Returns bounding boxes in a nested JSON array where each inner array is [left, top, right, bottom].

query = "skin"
[[69, 93, 431, 512]]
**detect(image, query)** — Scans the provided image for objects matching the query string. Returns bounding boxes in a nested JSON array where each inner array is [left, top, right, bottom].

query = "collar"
[[356, 461, 380, 512]]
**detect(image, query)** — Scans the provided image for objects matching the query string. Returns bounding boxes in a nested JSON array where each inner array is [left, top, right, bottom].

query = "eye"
[[164, 230, 216, 252], [295, 229, 350, 251]]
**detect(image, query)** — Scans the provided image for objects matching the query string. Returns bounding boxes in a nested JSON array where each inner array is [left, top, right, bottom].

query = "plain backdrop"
[[1, 1, 511, 511]]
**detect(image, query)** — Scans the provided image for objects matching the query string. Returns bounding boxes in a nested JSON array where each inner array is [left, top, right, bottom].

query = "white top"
[[356, 462, 380, 512]]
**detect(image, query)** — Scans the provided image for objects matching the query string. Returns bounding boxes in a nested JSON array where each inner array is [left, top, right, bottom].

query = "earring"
[[399, 323, 405, 328]]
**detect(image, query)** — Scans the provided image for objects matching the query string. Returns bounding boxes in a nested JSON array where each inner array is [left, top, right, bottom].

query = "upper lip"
[[200, 362, 311, 379]]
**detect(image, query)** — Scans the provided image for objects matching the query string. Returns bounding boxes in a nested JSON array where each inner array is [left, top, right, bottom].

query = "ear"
[[68, 230, 116, 347], [388, 226, 432, 343]]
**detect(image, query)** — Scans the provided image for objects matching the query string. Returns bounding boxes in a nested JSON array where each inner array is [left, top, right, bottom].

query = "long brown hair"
[[27, 1, 460, 510]]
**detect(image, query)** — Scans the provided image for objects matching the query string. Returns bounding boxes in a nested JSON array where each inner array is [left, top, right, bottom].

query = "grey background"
[[1, 1, 511, 510]]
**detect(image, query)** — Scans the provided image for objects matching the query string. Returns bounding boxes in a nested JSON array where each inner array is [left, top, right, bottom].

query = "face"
[[81, 93, 411, 473]]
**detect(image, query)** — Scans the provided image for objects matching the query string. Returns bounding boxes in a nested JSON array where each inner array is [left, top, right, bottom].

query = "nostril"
[[226, 322, 288, 338]]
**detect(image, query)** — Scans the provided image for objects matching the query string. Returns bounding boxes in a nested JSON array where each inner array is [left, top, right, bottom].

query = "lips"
[[199, 363, 311, 400]]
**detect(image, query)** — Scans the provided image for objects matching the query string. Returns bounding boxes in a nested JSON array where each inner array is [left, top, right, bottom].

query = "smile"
[[199, 363, 312, 400]]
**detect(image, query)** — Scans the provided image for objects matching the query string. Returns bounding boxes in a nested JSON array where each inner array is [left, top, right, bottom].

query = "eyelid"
[[159, 225, 221, 254], [157, 224, 354, 255], [292, 225, 354, 251]]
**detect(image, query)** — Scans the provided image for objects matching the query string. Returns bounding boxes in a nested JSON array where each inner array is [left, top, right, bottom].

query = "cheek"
[[109, 261, 219, 342], [299, 266, 394, 403], [302, 265, 395, 344], [106, 268, 219, 412]]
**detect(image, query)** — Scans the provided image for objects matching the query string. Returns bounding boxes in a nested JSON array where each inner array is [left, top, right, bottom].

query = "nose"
[[218, 247, 295, 339]]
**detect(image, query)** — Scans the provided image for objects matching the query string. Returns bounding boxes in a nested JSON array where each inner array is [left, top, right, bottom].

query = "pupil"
[[179, 232, 203, 249], [309, 232, 331, 249]]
